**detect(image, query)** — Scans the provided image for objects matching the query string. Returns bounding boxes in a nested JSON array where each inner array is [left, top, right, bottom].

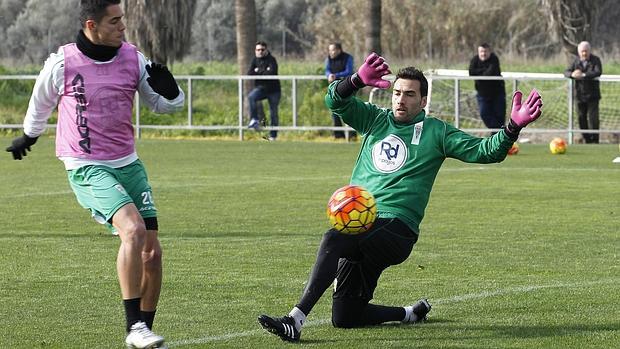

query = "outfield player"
[[5, 1, 184, 347], [258, 53, 542, 342]]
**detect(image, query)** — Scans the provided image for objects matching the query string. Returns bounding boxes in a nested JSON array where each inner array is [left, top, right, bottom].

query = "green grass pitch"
[[1, 137, 618, 348]]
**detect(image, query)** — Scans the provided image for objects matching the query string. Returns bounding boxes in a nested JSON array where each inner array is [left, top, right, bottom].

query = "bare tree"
[[365, 0, 382, 55], [122, 0, 196, 64], [541, 0, 598, 60]]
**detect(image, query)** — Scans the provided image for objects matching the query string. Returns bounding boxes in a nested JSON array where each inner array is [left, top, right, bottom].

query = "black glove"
[[6, 133, 38, 160], [145, 63, 180, 100]]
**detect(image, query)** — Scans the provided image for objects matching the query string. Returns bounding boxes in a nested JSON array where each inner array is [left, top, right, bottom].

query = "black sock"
[[124, 298, 142, 333], [141, 310, 156, 330]]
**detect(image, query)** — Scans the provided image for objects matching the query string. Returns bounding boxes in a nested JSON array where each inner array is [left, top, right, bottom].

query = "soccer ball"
[[326, 185, 377, 234], [549, 137, 567, 154], [508, 143, 519, 155]]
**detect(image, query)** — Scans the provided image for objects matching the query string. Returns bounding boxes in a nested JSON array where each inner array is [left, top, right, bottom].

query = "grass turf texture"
[[0, 137, 618, 348]]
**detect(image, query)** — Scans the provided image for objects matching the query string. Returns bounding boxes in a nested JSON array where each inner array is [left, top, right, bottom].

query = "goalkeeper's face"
[[392, 79, 427, 122]]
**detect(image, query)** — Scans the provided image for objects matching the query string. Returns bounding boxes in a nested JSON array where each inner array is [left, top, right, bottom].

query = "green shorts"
[[67, 160, 157, 230]]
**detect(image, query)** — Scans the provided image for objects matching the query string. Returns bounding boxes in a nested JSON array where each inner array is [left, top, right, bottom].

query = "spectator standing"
[[469, 43, 506, 133], [247, 41, 281, 141], [325, 42, 354, 139], [564, 41, 602, 144]]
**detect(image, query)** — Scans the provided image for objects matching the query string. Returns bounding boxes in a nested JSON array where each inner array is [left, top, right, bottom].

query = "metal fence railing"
[[3, 72, 620, 143], [0, 74, 341, 140]]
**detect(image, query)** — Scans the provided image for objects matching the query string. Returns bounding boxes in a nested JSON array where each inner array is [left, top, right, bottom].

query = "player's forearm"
[[138, 81, 185, 113], [137, 53, 185, 112], [334, 74, 363, 98], [24, 93, 59, 137], [445, 127, 512, 163]]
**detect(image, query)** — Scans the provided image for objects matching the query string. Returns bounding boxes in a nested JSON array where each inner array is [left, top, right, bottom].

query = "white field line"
[[431, 279, 614, 304], [167, 278, 617, 347], [4, 165, 617, 199]]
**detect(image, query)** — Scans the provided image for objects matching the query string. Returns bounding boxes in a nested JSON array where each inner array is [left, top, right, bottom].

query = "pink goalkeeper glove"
[[353, 52, 391, 89], [510, 89, 543, 128]]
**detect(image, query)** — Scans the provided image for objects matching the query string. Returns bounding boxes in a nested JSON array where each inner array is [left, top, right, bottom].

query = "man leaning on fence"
[[564, 41, 602, 144], [325, 42, 354, 139]]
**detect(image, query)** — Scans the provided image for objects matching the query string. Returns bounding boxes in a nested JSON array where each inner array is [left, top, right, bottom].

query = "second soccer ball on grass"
[[327, 185, 376, 234], [550, 137, 567, 154], [508, 143, 519, 155]]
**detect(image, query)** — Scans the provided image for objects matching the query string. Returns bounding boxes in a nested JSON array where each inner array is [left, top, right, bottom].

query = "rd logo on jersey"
[[372, 134, 408, 173]]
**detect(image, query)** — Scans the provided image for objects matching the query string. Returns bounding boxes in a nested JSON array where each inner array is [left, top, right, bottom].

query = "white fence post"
[[187, 77, 193, 127], [454, 78, 460, 129], [292, 78, 297, 127], [238, 77, 244, 141], [567, 79, 574, 144]]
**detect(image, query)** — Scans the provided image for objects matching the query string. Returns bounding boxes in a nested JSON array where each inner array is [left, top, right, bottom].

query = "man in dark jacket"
[[564, 41, 602, 144], [248, 41, 281, 140], [325, 43, 354, 139], [469, 43, 506, 133]]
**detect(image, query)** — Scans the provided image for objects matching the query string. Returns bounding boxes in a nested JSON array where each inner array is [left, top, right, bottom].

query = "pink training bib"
[[56, 42, 139, 160]]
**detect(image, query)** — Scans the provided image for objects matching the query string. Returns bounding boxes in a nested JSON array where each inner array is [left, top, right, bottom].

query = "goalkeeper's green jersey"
[[325, 83, 514, 234]]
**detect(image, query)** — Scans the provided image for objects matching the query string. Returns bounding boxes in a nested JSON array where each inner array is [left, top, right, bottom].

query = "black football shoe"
[[258, 314, 301, 342], [402, 298, 432, 323]]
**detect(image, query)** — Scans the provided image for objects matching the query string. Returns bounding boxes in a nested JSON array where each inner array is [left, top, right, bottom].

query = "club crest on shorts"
[[114, 184, 127, 194], [372, 134, 408, 173]]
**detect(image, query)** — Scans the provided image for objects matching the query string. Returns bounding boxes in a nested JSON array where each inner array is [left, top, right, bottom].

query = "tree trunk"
[[122, 0, 196, 65], [235, 0, 257, 75], [542, 0, 597, 62], [235, 0, 257, 122], [365, 0, 382, 55]]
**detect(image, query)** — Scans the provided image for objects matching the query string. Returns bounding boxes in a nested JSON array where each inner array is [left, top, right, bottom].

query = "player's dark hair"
[[79, 0, 121, 27], [330, 42, 342, 50], [395, 67, 428, 97], [256, 41, 268, 48], [479, 42, 491, 49]]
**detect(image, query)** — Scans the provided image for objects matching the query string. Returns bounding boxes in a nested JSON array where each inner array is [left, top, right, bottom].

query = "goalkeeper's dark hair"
[[395, 67, 428, 97], [79, 0, 121, 27]]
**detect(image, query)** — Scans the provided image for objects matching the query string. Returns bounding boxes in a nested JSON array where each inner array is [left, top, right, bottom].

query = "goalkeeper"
[[258, 53, 542, 342]]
